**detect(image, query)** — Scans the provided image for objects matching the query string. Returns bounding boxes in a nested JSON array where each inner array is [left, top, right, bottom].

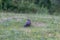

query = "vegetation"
[[0, 13, 60, 40], [0, 0, 60, 40], [0, 0, 60, 14]]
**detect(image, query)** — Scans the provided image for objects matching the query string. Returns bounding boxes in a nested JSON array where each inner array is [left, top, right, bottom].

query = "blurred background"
[[0, 0, 60, 15]]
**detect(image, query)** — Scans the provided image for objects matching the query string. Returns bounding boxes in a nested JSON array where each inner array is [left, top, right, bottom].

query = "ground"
[[0, 12, 60, 40]]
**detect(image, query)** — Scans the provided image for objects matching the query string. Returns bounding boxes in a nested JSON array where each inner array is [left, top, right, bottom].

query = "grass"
[[0, 12, 60, 40]]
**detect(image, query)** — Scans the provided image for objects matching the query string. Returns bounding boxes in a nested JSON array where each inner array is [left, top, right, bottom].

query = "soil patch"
[[32, 22, 47, 27]]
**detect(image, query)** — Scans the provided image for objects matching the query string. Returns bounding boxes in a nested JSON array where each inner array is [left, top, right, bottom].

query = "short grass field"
[[0, 12, 60, 40]]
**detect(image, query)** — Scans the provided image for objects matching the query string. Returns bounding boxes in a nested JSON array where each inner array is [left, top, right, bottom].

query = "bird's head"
[[27, 19, 31, 21]]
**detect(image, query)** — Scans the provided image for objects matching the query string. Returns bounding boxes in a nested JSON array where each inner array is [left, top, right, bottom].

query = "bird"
[[24, 19, 31, 27]]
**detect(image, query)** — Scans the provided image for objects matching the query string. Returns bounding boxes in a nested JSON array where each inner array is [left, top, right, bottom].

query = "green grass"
[[0, 13, 60, 40]]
